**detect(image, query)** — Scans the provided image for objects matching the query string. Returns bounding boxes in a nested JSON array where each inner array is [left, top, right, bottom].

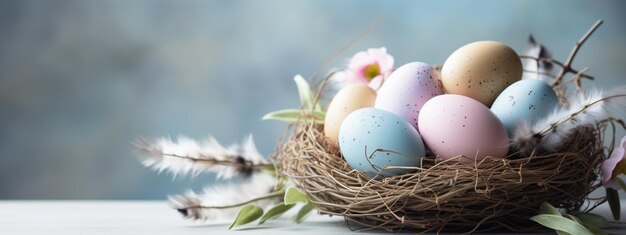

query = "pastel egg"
[[339, 108, 425, 178], [418, 94, 509, 161], [491, 79, 559, 135], [375, 62, 443, 130], [324, 84, 377, 144], [441, 41, 523, 106]]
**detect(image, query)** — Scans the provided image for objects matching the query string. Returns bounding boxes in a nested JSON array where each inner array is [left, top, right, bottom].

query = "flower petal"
[[347, 47, 395, 85], [348, 51, 376, 71], [368, 76, 384, 90], [368, 47, 394, 72], [601, 136, 626, 189]]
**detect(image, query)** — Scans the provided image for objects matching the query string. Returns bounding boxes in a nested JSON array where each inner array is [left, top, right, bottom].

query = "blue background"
[[1, 0, 625, 199]]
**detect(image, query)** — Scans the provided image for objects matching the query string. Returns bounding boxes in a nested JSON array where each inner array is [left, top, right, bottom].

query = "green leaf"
[[530, 214, 593, 235], [258, 203, 295, 225], [284, 186, 308, 205], [576, 213, 610, 229], [565, 214, 582, 223], [292, 203, 314, 224], [606, 188, 621, 220], [228, 204, 264, 230], [262, 109, 324, 124], [313, 101, 323, 112], [590, 228, 609, 235], [293, 74, 323, 112], [294, 74, 314, 110], [311, 110, 326, 122], [538, 202, 575, 235], [262, 109, 302, 123], [539, 202, 561, 215]]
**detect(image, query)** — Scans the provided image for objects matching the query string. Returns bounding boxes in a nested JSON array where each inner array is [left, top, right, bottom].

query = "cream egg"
[[324, 84, 377, 144]]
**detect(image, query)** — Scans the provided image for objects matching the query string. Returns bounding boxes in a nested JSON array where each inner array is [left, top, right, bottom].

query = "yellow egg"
[[441, 41, 522, 106], [324, 84, 376, 144]]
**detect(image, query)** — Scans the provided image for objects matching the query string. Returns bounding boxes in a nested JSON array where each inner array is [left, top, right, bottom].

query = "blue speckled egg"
[[490, 79, 559, 135], [338, 108, 425, 179]]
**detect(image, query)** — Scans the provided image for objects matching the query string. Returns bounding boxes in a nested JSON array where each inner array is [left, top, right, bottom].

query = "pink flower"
[[601, 136, 626, 190], [347, 47, 394, 90]]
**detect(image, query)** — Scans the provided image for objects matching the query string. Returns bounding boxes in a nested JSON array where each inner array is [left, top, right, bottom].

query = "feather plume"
[[522, 35, 554, 83], [512, 86, 626, 154], [133, 134, 270, 179], [169, 173, 278, 220]]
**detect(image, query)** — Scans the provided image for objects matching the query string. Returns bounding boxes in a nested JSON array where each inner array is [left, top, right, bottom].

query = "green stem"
[[182, 190, 285, 210]]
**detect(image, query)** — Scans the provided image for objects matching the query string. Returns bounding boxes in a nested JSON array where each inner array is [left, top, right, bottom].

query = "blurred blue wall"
[[0, 0, 625, 199]]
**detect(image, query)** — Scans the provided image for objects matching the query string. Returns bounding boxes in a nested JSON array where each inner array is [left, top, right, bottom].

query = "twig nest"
[[274, 122, 606, 232]]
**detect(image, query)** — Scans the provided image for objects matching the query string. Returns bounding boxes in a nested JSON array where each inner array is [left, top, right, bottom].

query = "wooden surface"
[[0, 200, 625, 234]]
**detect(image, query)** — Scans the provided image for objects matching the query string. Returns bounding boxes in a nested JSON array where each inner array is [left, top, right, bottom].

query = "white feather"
[[134, 134, 269, 179], [513, 86, 626, 153], [168, 173, 277, 220], [521, 35, 554, 83]]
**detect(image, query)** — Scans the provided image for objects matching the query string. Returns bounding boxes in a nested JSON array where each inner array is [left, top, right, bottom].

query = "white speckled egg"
[[339, 108, 425, 179], [418, 94, 509, 161], [491, 79, 559, 135], [375, 62, 443, 130], [441, 41, 523, 106], [324, 84, 377, 144]]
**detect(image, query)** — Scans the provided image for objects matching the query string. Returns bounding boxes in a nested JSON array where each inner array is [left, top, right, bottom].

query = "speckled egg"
[[324, 84, 377, 144], [490, 79, 559, 135], [339, 108, 425, 179], [374, 62, 443, 130], [441, 41, 523, 106], [418, 94, 509, 161]]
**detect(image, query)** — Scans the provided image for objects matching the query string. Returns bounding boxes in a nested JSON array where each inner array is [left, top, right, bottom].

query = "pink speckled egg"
[[374, 62, 443, 130], [418, 94, 509, 161]]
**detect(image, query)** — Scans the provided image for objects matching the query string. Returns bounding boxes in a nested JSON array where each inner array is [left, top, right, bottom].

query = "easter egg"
[[375, 62, 443, 129], [491, 79, 559, 135], [441, 41, 523, 106], [339, 108, 425, 178], [324, 84, 377, 144], [418, 94, 509, 161]]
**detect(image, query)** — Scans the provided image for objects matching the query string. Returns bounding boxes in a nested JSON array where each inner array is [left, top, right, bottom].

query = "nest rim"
[[274, 120, 611, 233]]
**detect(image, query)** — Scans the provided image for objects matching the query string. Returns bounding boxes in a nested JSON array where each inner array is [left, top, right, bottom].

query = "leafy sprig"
[[262, 74, 325, 124], [228, 186, 314, 230], [531, 202, 610, 235]]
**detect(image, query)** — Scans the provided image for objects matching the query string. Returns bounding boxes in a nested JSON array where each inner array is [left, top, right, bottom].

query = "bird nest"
[[274, 120, 610, 233], [272, 20, 618, 233]]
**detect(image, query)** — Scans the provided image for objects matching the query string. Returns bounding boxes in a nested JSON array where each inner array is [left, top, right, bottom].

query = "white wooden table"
[[0, 201, 625, 234]]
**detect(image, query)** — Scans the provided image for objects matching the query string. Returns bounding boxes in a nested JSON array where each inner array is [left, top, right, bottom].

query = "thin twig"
[[519, 55, 594, 80], [180, 190, 284, 210], [556, 67, 590, 91], [309, 20, 380, 85], [552, 20, 603, 87]]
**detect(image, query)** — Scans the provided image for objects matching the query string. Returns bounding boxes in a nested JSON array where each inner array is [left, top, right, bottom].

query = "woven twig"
[[274, 121, 608, 232]]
